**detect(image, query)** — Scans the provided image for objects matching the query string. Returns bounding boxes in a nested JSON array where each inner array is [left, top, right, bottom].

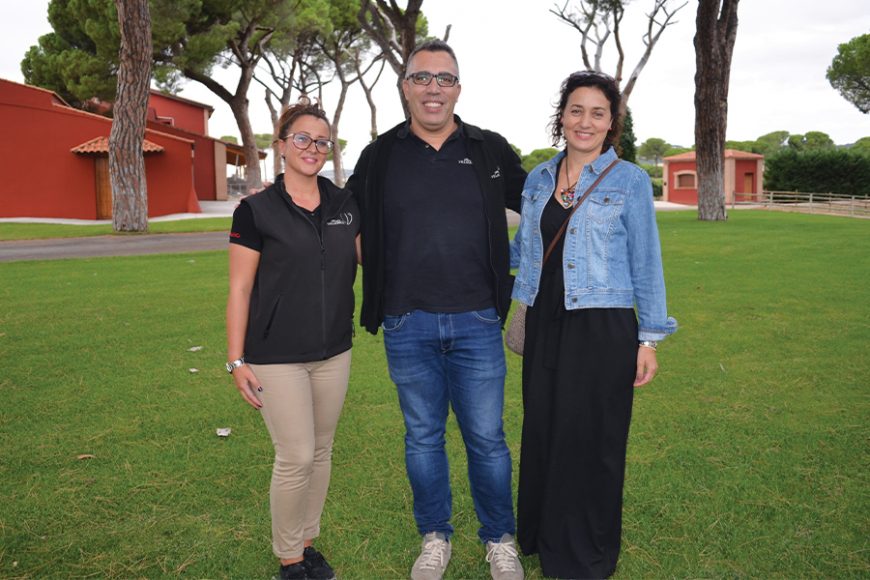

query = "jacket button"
[[569, 227, 576, 234], [604, 197, 610, 203], [571, 297, 578, 303], [567, 263, 575, 269]]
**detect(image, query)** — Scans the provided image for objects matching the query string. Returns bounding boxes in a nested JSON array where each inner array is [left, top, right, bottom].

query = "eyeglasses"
[[405, 71, 460, 87], [282, 132, 334, 154]]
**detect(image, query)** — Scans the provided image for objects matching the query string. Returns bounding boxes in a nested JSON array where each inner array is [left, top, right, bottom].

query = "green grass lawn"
[[0, 217, 232, 241], [0, 211, 867, 578]]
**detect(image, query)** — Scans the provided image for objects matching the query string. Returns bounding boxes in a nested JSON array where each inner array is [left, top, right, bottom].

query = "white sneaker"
[[485, 534, 524, 580], [411, 532, 452, 580]]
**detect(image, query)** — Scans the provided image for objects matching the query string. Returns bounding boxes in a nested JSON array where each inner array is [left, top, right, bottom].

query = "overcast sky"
[[3, 0, 868, 168]]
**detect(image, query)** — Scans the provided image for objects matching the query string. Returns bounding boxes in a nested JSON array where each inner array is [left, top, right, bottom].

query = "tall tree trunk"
[[694, 0, 739, 221], [265, 91, 283, 177], [184, 66, 264, 192], [110, 0, 152, 233], [357, 0, 423, 118], [357, 59, 384, 142], [331, 82, 349, 187], [230, 93, 263, 192]]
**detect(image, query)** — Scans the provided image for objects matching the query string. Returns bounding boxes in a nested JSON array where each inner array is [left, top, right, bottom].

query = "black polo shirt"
[[382, 122, 494, 315]]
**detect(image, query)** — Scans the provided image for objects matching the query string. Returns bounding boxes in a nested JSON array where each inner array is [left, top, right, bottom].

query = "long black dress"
[[517, 193, 638, 579]]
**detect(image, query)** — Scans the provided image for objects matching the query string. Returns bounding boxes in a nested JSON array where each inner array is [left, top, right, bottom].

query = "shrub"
[[651, 178, 663, 197], [641, 164, 663, 178], [764, 149, 870, 196]]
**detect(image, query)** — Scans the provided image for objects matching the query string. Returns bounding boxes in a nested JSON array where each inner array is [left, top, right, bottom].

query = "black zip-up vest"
[[243, 175, 359, 364]]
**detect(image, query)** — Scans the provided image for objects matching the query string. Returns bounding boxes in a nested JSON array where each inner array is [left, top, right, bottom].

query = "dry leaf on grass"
[[77, 454, 96, 460]]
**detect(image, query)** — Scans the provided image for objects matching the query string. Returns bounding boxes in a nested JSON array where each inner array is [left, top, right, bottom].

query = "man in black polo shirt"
[[346, 40, 526, 580]]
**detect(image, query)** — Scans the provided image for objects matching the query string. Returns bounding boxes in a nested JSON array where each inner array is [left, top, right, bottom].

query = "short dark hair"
[[549, 71, 622, 150], [275, 97, 331, 142], [406, 39, 459, 75]]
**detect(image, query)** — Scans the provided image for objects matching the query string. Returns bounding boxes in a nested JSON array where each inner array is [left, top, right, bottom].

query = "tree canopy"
[[787, 131, 835, 152], [826, 33, 870, 114], [638, 137, 669, 165], [22, 0, 123, 108], [619, 108, 637, 163], [850, 136, 870, 157], [521, 148, 560, 172]]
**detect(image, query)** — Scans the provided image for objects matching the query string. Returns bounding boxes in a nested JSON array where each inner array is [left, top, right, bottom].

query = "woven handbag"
[[504, 159, 618, 356]]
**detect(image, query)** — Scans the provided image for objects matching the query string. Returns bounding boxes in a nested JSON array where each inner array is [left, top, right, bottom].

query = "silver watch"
[[226, 357, 246, 374], [639, 340, 658, 350]]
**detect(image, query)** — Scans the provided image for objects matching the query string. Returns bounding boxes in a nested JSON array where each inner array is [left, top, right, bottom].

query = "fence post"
[[851, 196, 855, 217]]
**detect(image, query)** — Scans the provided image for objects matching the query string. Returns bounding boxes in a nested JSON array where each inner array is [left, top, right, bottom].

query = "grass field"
[[0, 210, 867, 578], [0, 217, 232, 241]]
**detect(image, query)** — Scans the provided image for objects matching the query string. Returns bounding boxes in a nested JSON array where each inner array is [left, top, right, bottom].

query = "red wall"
[[0, 79, 199, 219], [734, 159, 758, 202], [667, 160, 698, 205], [145, 120, 218, 201], [148, 93, 208, 135]]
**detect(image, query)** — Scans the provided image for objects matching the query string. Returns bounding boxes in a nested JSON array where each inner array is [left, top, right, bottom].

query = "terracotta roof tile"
[[663, 148, 764, 161], [71, 136, 164, 155]]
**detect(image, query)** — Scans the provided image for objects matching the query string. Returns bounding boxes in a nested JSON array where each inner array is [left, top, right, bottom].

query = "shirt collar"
[[541, 145, 617, 178]]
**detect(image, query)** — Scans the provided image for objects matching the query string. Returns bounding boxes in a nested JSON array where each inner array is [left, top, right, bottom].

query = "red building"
[[0, 79, 260, 220], [662, 149, 765, 205]]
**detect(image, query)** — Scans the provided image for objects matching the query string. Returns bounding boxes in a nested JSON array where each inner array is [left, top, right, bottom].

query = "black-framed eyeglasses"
[[282, 132, 334, 154], [405, 71, 460, 87]]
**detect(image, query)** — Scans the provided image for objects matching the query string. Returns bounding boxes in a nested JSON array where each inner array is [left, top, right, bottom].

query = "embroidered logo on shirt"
[[490, 166, 501, 179], [326, 212, 354, 226], [458, 157, 473, 165]]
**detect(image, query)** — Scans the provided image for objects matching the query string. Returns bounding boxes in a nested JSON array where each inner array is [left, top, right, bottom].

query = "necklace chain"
[[559, 162, 577, 208]]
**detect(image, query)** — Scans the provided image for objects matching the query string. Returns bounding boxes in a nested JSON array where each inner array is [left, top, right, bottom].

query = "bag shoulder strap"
[[542, 158, 619, 265]]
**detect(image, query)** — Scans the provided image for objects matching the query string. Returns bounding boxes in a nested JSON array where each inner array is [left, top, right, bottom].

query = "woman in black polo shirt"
[[225, 99, 360, 580]]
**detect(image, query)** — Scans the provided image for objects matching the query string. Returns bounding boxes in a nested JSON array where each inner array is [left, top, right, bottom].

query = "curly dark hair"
[[549, 71, 621, 150], [275, 97, 331, 143]]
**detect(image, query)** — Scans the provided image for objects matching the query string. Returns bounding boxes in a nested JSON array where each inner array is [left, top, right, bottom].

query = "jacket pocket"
[[262, 295, 283, 339], [586, 190, 625, 224]]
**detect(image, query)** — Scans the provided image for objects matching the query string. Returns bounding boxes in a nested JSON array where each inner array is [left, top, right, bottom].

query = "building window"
[[675, 172, 696, 189]]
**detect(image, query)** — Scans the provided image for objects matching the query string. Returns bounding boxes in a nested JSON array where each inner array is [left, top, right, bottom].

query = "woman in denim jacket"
[[511, 72, 677, 579]]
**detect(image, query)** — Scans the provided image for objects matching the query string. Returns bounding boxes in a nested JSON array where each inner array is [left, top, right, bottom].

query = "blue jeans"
[[382, 308, 516, 543]]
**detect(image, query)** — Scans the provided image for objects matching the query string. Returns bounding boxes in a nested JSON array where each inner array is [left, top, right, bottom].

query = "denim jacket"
[[511, 147, 677, 341]]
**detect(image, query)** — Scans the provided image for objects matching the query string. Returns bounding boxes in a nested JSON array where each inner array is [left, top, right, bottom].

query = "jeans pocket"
[[382, 313, 409, 332], [471, 307, 501, 324]]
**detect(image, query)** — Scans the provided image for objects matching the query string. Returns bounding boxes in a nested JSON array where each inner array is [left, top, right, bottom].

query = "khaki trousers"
[[250, 349, 350, 559]]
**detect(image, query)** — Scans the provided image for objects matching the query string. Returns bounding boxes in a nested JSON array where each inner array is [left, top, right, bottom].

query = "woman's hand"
[[232, 364, 263, 409], [634, 346, 658, 387]]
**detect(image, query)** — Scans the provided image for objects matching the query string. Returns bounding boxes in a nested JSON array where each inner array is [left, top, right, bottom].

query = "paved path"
[[0, 201, 693, 263], [0, 231, 229, 263]]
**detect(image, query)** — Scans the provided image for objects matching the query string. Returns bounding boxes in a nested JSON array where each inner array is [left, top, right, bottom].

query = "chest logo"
[[458, 157, 473, 165], [490, 166, 501, 179], [326, 213, 354, 226]]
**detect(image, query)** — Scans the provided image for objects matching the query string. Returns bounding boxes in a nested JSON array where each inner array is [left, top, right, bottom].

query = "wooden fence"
[[731, 191, 870, 218]]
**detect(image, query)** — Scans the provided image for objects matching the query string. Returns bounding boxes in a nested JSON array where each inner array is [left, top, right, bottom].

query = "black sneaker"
[[302, 546, 336, 580], [277, 561, 307, 580]]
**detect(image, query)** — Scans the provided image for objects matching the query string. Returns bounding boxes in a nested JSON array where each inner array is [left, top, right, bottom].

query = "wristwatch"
[[226, 357, 246, 374], [638, 340, 658, 350]]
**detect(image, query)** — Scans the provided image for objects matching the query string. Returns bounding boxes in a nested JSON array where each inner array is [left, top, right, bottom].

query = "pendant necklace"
[[559, 162, 576, 208]]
